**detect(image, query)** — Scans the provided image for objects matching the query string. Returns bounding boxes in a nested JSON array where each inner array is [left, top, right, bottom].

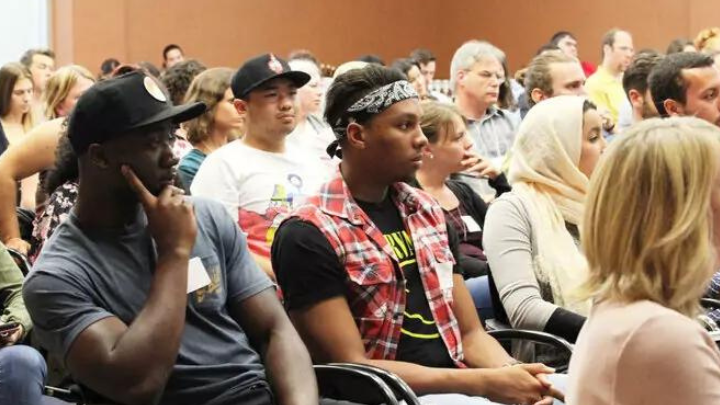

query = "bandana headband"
[[327, 80, 419, 157], [347, 80, 418, 114]]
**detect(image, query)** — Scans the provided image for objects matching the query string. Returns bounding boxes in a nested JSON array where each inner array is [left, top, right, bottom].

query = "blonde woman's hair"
[[43, 65, 94, 120], [695, 27, 720, 53], [582, 117, 720, 317], [183, 67, 234, 145], [419, 101, 465, 144]]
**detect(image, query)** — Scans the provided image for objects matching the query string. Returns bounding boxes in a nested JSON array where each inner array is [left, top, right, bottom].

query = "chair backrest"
[[6, 248, 30, 276], [701, 298, 720, 311], [16, 207, 34, 241], [488, 328, 574, 373], [328, 363, 420, 405], [44, 385, 86, 404], [45, 383, 118, 405], [315, 364, 399, 405]]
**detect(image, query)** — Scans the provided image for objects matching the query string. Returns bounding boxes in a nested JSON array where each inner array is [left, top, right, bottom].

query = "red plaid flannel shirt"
[[287, 173, 466, 367]]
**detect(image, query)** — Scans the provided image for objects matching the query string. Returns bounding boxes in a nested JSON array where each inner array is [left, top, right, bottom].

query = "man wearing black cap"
[[22, 71, 317, 405], [192, 53, 329, 279]]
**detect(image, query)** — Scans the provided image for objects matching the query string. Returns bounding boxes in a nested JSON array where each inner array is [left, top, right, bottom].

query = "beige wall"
[[52, 0, 720, 78]]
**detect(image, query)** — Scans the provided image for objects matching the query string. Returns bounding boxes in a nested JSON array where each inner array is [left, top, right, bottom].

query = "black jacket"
[[410, 173, 511, 278]]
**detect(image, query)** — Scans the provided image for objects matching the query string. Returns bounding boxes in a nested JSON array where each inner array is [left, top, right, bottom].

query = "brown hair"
[[19, 48, 55, 68], [525, 50, 577, 107], [601, 28, 622, 57], [183, 67, 234, 145], [0, 63, 34, 130], [419, 101, 465, 144]]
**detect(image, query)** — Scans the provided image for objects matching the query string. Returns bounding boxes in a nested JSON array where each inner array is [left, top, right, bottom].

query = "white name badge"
[[461, 215, 482, 233], [187, 257, 211, 294], [436, 261, 454, 291]]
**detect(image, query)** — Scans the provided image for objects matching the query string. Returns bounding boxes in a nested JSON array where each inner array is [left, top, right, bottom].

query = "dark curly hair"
[[43, 119, 77, 194], [160, 59, 207, 106]]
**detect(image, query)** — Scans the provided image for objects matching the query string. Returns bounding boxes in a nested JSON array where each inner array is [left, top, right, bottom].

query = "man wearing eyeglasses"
[[585, 29, 635, 130], [450, 40, 516, 197], [451, 41, 517, 168]]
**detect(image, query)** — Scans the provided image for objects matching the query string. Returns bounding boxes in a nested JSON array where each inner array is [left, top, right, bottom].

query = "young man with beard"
[[622, 51, 664, 125], [649, 52, 720, 127]]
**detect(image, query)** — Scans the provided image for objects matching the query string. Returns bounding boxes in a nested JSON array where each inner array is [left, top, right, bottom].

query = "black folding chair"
[[315, 364, 399, 405], [329, 363, 421, 405], [7, 247, 31, 276], [701, 298, 720, 311], [46, 365, 400, 405], [480, 271, 575, 372], [487, 329, 574, 357], [44, 385, 96, 405], [16, 207, 34, 242]]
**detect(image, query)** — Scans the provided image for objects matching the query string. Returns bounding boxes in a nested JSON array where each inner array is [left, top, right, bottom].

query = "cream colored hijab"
[[508, 95, 591, 315]]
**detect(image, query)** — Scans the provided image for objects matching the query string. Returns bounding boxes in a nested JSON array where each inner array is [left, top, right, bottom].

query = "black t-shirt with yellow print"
[[275, 194, 463, 368], [356, 197, 460, 368]]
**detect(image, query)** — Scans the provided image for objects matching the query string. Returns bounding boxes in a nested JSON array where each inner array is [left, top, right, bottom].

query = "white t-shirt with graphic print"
[[191, 139, 329, 259]]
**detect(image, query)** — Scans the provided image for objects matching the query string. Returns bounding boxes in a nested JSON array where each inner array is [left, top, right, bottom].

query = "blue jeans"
[[419, 373, 567, 405], [0, 345, 48, 405]]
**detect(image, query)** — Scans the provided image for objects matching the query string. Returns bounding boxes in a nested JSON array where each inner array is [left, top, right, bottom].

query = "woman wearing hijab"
[[483, 96, 606, 344]]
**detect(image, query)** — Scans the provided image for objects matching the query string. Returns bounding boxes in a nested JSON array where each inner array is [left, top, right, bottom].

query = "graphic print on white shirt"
[[191, 140, 330, 259]]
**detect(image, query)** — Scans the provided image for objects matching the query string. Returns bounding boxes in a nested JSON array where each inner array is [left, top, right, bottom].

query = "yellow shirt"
[[585, 66, 626, 125]]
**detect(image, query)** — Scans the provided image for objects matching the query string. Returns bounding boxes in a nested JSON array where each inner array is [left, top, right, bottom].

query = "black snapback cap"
[[231, 53, 311, 99], [68, 70, 206, 154]]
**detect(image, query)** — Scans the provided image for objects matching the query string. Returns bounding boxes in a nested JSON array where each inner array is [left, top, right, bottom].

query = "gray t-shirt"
[[23, 198, 274, 405]]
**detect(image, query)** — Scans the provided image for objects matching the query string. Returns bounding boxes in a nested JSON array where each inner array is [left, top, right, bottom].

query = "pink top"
[[567, 300, 720, 404]]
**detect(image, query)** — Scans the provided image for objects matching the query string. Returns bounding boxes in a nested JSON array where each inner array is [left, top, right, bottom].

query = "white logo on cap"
[[268, 54, 284, 74], [144, 76, 167, 102]]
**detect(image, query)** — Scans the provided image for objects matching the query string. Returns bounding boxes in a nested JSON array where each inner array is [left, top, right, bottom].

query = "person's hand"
[[0, 324, 23, 346], [460, 150, 501, 180], [473, 364, 562, 405], [122, 166, 197, 259], [4, 238, 30, 255]]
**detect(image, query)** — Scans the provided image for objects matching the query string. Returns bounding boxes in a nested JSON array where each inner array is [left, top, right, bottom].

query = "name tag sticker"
[[461, 215, 482, 233], [187, 257, 211, 294], [436, 261, 454, 291]]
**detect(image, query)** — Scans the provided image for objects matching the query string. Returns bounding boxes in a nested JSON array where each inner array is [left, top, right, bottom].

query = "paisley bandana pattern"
[[346, 80, 419, 115]]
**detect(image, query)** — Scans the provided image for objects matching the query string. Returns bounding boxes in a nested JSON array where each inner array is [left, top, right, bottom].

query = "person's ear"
[[345, 122, 366, 151], [87, 144, 110, 169], [456, 70, 467, 88], [234, 98, 248, 115], [530, 88, 547, 104], [628, 89, 643, 109], [603, 44, 612, 58], [663, 99, 684, 117]]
